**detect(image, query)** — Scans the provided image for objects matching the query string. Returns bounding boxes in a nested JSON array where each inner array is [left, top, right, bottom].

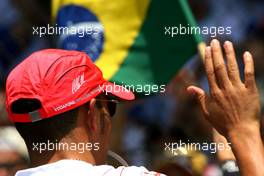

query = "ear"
[[86, 98, 98, 132]]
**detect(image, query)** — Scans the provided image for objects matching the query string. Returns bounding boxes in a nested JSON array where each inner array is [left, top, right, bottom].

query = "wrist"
[[225, 122, 264, 176], [227, 122, 260, 142]]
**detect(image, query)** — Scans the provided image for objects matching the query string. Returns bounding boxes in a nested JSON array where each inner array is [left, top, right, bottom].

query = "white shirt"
[[15, 160, 166, 176]]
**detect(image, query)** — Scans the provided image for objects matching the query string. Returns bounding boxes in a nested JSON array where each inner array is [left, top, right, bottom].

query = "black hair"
[[13, 99, 83, 149]]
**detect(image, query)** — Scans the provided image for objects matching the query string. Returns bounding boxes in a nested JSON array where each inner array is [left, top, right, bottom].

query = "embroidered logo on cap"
[[72, 73, 86, 94]]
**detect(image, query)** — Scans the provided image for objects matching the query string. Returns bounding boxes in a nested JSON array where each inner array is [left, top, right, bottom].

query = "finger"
[[204, 46, 220, 92], [211, 39, 232, 89], [243, 51, 256, 90], [223, 41, 242, 85], [187, 86, 209, 116]]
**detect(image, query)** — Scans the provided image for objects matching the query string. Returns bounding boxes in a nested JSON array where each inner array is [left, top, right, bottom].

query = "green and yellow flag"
[[52, 0, 203, 91]]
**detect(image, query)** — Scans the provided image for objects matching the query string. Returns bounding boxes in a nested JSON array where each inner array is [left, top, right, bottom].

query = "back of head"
[[13, 99, 80, 150], [5, 49, 134, 166]]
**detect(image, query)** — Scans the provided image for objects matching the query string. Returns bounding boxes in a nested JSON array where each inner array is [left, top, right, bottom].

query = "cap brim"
[[102, 82, 135, 100]]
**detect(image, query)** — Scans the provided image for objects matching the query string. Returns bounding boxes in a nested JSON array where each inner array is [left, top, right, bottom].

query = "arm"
[[187, 39, 264, 176], [227, 122, 263, 175]]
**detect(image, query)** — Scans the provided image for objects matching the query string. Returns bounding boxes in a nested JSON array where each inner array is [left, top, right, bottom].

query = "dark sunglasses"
[[95, 99, 118, 117]]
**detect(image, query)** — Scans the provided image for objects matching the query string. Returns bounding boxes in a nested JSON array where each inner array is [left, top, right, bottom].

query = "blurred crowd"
[[0, 0, 264, 175]]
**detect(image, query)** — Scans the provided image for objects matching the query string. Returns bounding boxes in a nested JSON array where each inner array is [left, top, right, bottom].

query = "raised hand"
[[187, 39, 264, 176], [187, 39, 260, 136]]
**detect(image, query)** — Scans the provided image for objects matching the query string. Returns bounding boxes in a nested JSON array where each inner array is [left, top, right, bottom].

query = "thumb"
[[187, 86, 208, 115]]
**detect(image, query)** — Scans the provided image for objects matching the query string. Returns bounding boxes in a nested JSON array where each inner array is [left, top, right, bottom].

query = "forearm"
[[227, 124, 264, 176]]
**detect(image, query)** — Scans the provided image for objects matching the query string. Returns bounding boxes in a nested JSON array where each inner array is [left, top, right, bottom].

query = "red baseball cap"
[[6, 49, 135, 123]]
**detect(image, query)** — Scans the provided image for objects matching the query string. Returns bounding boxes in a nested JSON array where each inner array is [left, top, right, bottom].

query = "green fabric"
[[111, 0, 202, 87]]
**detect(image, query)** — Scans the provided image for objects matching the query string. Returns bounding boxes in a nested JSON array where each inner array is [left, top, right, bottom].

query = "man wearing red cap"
[[6, 49, 165, 176], [5, 39, 264, 176]]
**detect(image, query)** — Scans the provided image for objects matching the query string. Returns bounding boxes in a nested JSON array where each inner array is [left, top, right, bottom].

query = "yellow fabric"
[[52, 0, 150, 80]]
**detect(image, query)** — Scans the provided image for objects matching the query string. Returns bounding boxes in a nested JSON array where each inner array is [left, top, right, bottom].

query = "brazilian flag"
[[52, 0, 203, 91]]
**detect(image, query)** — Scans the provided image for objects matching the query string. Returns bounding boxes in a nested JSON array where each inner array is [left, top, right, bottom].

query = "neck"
[[28, 140, 96, 167]]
